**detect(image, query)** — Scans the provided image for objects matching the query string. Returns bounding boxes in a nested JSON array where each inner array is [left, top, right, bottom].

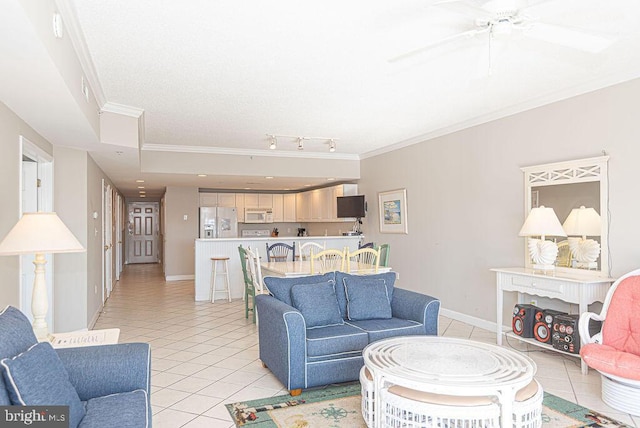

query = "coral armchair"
[[579, 268, 640, 416]]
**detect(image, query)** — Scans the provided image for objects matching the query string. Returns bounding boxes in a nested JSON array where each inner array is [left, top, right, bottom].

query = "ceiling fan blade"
[[388, 28, 487, 63], [523, 22, 615, 53]]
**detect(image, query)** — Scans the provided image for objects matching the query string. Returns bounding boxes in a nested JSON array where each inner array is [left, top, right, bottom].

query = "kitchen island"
[[194, 235, 363, 301]]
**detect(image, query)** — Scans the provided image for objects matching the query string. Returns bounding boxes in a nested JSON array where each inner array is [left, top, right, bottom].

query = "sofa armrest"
[[391, 288, 441, 336], [255, 294, 307, 390], [56, 343, 151, 401]]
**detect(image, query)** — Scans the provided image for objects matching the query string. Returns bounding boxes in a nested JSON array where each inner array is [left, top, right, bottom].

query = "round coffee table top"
[[363, 336, 536, 394]]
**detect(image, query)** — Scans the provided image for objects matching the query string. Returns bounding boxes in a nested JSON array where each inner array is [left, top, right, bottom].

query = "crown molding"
[[55, 0, 106, 107], [142, 144, 360, 160], [102, 102, 145, 118]]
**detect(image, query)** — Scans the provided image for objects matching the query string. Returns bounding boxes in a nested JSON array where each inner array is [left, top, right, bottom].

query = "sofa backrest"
[[0, 306, 39, 405], [263, 272, 336, 307]]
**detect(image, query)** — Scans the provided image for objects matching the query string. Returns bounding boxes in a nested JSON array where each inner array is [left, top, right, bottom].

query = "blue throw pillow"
[[344, 278, 392, 320], [1, 342, 85, 428], [264, 272, 335, 306], [335, 272, 396, 318], [290, 281, 344, 328]]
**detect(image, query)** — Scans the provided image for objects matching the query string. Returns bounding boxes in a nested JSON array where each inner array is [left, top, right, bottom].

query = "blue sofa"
[[0, 306, 151, 428], [256, 271, 440, 395]]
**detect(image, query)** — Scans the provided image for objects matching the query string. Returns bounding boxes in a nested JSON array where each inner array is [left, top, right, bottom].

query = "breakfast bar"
[[194, 235, 362, 301]]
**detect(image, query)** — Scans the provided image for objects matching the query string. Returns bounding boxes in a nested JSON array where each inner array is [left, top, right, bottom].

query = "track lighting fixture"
[[266, 134, 338, 152]]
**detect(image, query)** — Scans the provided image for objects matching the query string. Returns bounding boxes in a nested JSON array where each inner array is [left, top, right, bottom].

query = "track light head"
[[269, 135, 277, 150], [329, 139, 336, 152], [297, 138, 304, 150]]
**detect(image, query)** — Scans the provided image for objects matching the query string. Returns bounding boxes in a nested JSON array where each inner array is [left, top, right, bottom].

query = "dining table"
[[260, 260, 391, 278]]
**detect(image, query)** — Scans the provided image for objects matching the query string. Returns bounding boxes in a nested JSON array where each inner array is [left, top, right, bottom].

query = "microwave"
[[245, 208, 274, 223]]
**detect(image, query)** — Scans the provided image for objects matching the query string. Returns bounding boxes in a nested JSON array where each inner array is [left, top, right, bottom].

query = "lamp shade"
[[519, 206, 567, 238], [0, 212, 85, 255], [562, 206, 601, 237]]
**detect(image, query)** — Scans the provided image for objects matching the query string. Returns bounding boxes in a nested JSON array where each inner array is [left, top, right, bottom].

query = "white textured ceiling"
[[5, 1, 640, 197]]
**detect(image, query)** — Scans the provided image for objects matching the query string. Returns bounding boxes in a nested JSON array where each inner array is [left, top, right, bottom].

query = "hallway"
[[94, 263, 638, 427]]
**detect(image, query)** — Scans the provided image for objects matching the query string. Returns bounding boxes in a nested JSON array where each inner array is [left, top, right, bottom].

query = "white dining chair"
[[309, 247, 346, 274], [346, 247, 380, 273], [298, 241, 326, 261]]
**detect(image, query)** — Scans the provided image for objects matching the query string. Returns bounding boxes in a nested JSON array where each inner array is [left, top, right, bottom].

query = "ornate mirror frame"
[[521, 156, 609, 277]]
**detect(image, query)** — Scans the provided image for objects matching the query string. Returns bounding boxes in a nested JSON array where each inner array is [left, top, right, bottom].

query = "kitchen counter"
[[194, 235, 363, 301]]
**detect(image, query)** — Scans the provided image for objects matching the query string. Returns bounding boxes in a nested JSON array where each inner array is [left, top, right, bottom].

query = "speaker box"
[[512, 304, 539, 338], [533, 309, 567, 344], [552, 314, 581, 354]]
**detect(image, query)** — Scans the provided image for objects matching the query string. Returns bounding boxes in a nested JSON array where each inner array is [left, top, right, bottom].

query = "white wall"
[[359, 77, 640, 326], [164, 187, 199, 279]]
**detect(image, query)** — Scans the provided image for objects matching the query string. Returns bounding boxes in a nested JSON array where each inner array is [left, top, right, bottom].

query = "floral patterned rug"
[[225, 382, 631, 428]]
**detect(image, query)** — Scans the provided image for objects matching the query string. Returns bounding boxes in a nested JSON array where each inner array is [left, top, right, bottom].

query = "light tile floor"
[[94, 264, 639, 427]]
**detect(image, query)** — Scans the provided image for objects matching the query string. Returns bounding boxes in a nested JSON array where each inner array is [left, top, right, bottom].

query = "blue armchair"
[[0, 306, 151, 428], [256, 271, 440, 395]]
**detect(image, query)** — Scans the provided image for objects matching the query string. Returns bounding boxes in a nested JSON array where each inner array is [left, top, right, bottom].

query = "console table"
[[492, 267, 614, 374], [363, 336, 537, 428]]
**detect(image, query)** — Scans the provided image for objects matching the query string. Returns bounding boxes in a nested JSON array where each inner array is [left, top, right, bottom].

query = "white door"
[[115, 194, 123, 280], [102, 181, 113, 302], [20, 137, 54, 329], [127, 202, 159, 264]]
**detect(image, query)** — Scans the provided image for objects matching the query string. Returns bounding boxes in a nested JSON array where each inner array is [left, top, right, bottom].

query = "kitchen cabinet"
[[296, 192, 312, 221], [283, 194, 297, 222], [244, 193, 259, 208], [199, 193, 237, 208], [272, 194, 284, 222], [236, 194, 245, 223], [296, 184, 358, 222], [244, 193, 273, 209]]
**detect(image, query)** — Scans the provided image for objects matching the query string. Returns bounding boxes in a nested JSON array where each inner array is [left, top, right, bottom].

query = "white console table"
[[492, 267, 614, 374]]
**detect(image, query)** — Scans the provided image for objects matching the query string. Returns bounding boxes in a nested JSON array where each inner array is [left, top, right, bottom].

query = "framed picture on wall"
[[378, 189, 408, 234]]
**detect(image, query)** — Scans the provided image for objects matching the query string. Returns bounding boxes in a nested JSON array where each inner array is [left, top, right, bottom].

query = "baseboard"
[[440, 308, 498, 333], [165, 274, 195, 281], [88, 304, 102, 329]]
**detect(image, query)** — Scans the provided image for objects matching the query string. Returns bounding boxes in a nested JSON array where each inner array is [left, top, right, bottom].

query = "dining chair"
[[358, 241, 375, 249], [237, 245, 256, 322], [266, 242, 296, 262], [246, 246, 264, 295], [298, 241, 325, 261], [377, 243, 390, 267], [346, 247, 380, 273], [309, 248, 346, 274]]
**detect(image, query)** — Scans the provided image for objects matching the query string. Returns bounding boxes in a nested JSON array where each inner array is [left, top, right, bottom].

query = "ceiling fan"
[[388, 0, 615, 63]]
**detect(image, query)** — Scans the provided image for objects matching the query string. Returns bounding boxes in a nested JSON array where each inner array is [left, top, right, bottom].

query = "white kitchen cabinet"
[[272, 194, 284, 222], [199, 193, 218, 207], [310, 189, 323, 220], [217, 193, 236, 207], [296, 192, 312, 221], [295, 184, 358, 222], [283, 194, 297, 222], [236, 194, 245, 222], [258, 194, 273, 208], [244, 193, 259, 208]]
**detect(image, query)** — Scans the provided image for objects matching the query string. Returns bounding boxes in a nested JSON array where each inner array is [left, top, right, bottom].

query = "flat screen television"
[[336, 195, 366, 218]]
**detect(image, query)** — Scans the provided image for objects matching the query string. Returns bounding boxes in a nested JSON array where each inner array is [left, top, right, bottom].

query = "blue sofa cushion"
[[0, 306, 39, 405], [345, 278, 392, 320], [79, 390, 149, 428], [1, 342, 85, 428], [346, 318, 424, 342], [264, 272, 335, 307], [291, 281, 344, 328], [335, 272, 396, 319], [305, 324, 369, 358]]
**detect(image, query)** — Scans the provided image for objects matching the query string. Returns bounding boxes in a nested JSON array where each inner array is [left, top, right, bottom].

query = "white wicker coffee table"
[[363, 336, 537, 428]]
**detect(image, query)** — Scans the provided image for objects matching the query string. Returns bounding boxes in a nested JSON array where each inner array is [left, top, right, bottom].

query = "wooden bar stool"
[[210, 257, 231, 303]]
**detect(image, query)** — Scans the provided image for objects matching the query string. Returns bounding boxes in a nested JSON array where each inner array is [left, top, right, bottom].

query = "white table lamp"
[[562, 206, 601, 269], [0, 212, 85, 340], [519, 206, 567, 272]]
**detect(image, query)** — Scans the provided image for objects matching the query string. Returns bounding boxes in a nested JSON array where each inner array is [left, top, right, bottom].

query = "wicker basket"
[[512, 379, 543, 428], [360, 366, 375, 427]]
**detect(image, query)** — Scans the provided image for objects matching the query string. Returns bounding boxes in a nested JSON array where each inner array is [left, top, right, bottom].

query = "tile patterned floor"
[[94, 264, 639, 427]]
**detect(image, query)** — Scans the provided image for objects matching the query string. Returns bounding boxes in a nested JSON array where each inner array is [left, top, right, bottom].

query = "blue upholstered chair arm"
[[391, 288, 441, 335], [56, 343, 151, 401], [255, 294, 307, 390]]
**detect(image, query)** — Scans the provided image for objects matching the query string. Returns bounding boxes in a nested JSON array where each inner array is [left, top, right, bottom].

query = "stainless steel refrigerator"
[[199, 207, 238, 238]]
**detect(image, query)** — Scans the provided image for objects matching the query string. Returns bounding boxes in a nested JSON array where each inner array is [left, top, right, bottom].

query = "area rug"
[[225, 382, 632, 428]]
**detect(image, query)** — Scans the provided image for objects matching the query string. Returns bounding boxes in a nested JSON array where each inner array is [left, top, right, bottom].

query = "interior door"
[[127, 202, 159, 264], [102, 181, 113, 302]]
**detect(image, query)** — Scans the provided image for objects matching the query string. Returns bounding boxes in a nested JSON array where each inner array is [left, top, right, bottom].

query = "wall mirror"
[[521, 156, 609, 277]]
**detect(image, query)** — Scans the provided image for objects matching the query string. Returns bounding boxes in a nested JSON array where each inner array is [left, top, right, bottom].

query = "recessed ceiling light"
[[137, 186, 145, 189], [140, 195, 146, 198], [135, 180, 145, 183], [244, 187, 251, 190], [139, 190, 146, 193], [327, 178, 335, 181], [197, 174, 207, 177], [304, 184, 311, 187], [283, 188, 290, 191], [265, 176, 274, 179]]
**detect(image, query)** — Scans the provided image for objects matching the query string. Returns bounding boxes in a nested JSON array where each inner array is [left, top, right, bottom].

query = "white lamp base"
[[532, 263, 556, 273], [31, 253, 50, 341]]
